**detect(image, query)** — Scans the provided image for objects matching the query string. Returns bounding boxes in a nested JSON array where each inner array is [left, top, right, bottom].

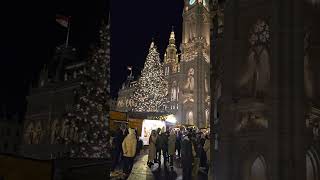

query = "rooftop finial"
[[150, 38, 155, 49], [169, 27, 175, 44]]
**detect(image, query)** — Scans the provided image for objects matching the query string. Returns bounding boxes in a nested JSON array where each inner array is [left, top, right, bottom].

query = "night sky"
[[0, 0, 183, 117], [111, 0, 184, 98], [0, 0, 109, 117]]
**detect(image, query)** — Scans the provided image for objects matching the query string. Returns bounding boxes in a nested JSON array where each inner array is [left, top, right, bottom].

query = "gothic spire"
[[169, 27, 176, 45]]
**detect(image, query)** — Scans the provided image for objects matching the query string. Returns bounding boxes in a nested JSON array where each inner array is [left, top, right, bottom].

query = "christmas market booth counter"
[[109, 111, 128, 132], [128, 112, 176, 145]]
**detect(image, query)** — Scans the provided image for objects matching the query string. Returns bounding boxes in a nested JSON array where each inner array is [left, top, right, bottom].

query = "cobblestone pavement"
[[110, 148, 208, 180]]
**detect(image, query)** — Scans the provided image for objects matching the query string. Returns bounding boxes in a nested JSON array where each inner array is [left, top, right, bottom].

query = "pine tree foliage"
[[60, 19, 111, 158], [132, 41, 168, 112]]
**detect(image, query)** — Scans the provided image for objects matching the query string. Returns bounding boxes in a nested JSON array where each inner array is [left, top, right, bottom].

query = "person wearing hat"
[[122, 128, 137, 175]]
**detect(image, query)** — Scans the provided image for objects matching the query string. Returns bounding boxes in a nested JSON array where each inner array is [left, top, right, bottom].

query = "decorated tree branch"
[[132, 41, 168, 113], [59, 19, 111, 158]]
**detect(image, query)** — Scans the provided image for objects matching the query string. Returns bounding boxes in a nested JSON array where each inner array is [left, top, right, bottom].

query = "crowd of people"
[[109, 125, 212, 180]]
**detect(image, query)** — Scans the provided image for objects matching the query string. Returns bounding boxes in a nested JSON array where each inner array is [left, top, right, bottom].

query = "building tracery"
[[239, 19, 270, 98]]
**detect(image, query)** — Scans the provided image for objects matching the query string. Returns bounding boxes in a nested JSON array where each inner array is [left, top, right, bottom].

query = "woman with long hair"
[[147, 130, 158, 167]]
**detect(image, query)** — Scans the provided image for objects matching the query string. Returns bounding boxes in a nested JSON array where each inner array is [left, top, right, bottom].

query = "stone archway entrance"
[[243, 155, 268, 180], [306, 148, 320, 180]]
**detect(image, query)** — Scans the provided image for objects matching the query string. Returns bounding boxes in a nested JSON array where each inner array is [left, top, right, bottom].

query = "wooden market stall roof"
[[127, 111, 171, 120]]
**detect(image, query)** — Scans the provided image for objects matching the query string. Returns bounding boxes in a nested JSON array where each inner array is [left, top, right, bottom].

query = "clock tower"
[[179, 0, 210, 128]]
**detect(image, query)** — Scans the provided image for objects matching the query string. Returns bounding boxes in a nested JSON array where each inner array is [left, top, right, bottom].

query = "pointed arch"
[[239, 19, 270, 97], [250, 156, 268, 180], [306, 147, 320, 180], [243, 154, 268, 180], [34, 121, 42, 144]]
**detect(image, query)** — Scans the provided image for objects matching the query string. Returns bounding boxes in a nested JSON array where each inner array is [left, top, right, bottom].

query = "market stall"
[[140, 119, 166, 145], [109, 111, 127, 132]]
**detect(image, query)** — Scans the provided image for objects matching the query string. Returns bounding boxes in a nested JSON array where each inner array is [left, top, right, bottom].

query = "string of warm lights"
[[132, 41, 169, 113], [58, 20, 111, 158]]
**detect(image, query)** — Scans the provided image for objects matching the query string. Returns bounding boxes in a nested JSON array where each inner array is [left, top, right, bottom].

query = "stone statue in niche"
[[239, 19, 270, 98], [184, 68, 195, 91], [183, 93, 194, 104], [186, 111, 194, 125], [236, 111, 268, 131]]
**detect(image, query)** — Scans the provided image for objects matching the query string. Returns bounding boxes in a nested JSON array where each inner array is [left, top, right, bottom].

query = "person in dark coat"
[[155, 128, 162, 164], [199, 133, 207, 167], [111, 128, 123, 171], [181, 133, 193, 180], [176, 131, 182, 158], [156, 129, 168, 166]]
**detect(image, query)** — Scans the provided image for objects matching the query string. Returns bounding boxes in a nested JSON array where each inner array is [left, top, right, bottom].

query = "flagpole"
[[65, 16, 71, 48]]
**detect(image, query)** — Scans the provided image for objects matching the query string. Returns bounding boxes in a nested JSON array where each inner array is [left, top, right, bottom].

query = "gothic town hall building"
[[117, 0, 210, 129]]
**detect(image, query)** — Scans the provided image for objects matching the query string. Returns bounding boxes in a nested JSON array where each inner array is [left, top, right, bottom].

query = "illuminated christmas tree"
[[132, 41, 168, 112], [60, 19, 111, 158]]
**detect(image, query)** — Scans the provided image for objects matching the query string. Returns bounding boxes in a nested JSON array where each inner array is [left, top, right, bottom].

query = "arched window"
[[61, 121, 69, 139], [34, 122, 42, 144], [51, 119, 59, 144], [239, 19, 270, 98], [171, 87, 177, 101], [250, 156, 267, 180], [25, 122, 34, 144]]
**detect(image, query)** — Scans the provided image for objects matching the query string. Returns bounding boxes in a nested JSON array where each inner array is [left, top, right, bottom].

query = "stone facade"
[[117, 0, 211, 128], [21, 45, 85, 159], [116, 73, 137, 112], [209, 0, 320, 180], [0, 109, 23, 155], [178, 0, 210, 128], [21, 18, 111, 159]]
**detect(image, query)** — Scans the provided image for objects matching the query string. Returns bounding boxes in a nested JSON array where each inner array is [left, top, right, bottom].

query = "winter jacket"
[[204, 139, 210, 162], [168, 133, 176, 155], [156, 133, 168, 150], [181, 136, 193, 167], [148, 135, 157, 161], [122, 128, 137, 158]]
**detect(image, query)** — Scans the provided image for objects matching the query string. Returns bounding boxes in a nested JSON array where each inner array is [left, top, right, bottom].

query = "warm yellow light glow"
[[166, 114, 177, 124]]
